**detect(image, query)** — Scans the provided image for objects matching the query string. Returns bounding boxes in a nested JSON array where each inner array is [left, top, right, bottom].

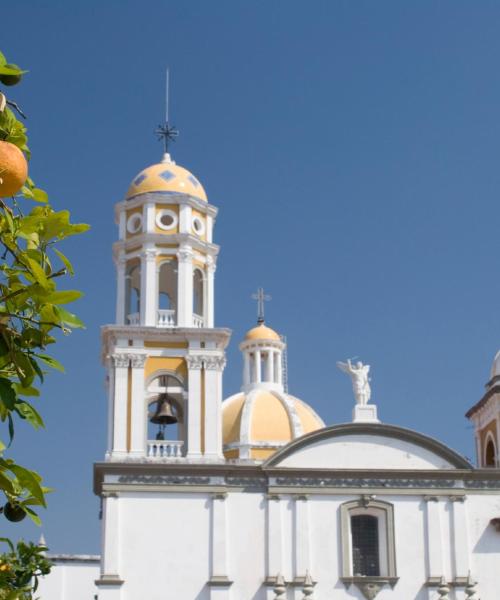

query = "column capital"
[[424, 495, 440, 503], [130, 353, 147, 369], [206, 255, 217, 273], [186, 355, 204, 370], [177, 246, 194, 263], [204, 355, 226, 371], [141, 248, 157, 261], [111, 353, 130, 368]]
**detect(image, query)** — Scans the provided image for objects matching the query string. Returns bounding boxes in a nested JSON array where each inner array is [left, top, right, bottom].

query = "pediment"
[[264, 423, 472, 470]]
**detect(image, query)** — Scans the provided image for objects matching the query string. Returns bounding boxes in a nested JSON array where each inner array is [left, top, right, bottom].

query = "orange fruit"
[[0, 141, 28, 197]]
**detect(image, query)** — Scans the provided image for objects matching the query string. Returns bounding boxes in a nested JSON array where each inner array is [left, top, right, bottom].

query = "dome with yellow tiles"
[[125, 154, 207, 202], [222, 389, 325, 461], [244, 323, 281, 342]]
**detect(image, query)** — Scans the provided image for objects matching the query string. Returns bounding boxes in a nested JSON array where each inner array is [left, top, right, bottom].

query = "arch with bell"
[[145, 370, 188, 457]]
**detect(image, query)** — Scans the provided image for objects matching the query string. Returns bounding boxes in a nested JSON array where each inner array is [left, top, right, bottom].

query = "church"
[[38, 144, 500, 600]]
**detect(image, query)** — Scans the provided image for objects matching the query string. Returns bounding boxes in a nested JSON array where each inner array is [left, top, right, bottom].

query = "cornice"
[[113, 233, 219, 258], [114, 191, 218, 218], [465, 385, 500, 419]]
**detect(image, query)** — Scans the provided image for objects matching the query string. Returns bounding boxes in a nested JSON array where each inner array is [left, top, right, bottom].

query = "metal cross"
[[251, 287, 271, 324], [155, 68, 179, 153]]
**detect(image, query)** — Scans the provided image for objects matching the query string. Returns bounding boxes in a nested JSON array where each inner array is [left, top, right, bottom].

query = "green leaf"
[[36, 353, 64, 373], [43, 290, 82, 305], [53, 248, 74, 276], [0, 52, 6, 67], [0, 378, 15, 411], [13, 384, 40, 397], [15, 401, 44, 430], [25, 258, 48, 288], [32, 188, 48, 203], [9, 465, 45, 506], [53, 306, 85, 329], [22, 505, 41, 526]]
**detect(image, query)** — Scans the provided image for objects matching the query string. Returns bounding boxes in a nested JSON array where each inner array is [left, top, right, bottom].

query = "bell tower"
[[101, 151, 230, 462]]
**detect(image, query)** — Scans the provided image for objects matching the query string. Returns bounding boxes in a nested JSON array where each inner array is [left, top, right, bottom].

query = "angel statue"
[[337, 359, 371, 406]]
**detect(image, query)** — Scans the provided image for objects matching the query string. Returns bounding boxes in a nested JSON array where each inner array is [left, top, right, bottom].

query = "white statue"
[[337, 359, 371, 406]]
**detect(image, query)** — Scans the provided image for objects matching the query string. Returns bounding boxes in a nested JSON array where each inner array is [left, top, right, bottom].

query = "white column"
[[179, 204, 192, 234], [206, 257, 216, 328], [98, 492, 123, 598], [106, 358, 115, 456], [140, 248, 157, 326], [118, 210, 126, 240], [112, 354, 129, 456], [243, 352, 251, 388], [267, 351, 275, 383], [129, 354, 147, 456], [255, 349, 262, 383], [186, 356, 202, 458], [177, 246, 193, 327], [115, 256, 126, 325], [210, 493, 230, 597], [204, 356, 225, 459], [496, 415, 500, 466], [267, 495, 284, 579], [450, 496, 470, 578], [275, 351, 282, 385], [144, 202, 155, 233], [295, 495, 311, 580], [424, 496, 444, 581], [206, 214, 213, 243]]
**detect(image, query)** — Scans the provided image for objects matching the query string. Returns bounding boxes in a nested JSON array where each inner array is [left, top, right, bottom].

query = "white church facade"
[[37, 148, 500, 600]]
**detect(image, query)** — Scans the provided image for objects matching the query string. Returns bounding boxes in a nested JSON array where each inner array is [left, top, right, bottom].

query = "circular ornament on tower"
[[126, 213, 143, 234], [156, 209, 178, 231], [192, 215, 205, 236]]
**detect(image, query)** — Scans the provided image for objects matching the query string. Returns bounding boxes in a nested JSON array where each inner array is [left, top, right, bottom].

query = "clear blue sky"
[[2, 1, 500, 552]]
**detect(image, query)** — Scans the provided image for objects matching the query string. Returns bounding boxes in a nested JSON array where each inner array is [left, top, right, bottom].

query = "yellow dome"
[[222, 390, 324, 461], [126, 156, 207, 202], [244, 323, 280, 342]]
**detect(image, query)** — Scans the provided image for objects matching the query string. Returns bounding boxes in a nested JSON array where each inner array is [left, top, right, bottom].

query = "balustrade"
[[147, 440, 184, 458], [157, 309, 176, 327], [193, 313, 204, 328]]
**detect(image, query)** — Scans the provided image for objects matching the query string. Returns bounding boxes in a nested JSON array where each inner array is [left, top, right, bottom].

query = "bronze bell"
[[150, 393, 178, 425]]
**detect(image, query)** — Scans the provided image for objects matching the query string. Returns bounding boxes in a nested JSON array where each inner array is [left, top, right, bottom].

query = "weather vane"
[[251, 287, 271, 324], [155, 68, 179, 153]]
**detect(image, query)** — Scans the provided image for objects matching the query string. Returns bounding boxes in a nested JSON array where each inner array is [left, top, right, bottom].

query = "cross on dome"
[[251, 287, 271, 324]]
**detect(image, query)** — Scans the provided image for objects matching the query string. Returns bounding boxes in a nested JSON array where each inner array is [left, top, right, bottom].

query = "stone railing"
[[127, 312, 140, 326], [147, 440, 184, 458], [193, 313, 204, 328], [157, 309, 176, 327]]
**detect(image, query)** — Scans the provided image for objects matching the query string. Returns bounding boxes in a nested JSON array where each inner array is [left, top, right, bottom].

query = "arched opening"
[[193, 269, 204, 326], [158, 260, 177, 327], [125, 261, 141, 325], [485, 437, 497, 467], [351, 514, 380, 576], [146, 372, 186, 457]]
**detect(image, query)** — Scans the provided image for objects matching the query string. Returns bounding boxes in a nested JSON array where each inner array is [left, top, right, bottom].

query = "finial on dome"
[[155, 68, 179, 155], [251, 287, 271, 324]]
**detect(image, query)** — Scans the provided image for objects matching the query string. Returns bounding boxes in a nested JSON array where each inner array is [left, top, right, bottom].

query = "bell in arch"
[[149, 375, 178, 440]]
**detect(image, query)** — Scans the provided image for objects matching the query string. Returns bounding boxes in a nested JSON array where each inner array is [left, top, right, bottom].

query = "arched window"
[[340, 498, 398, 591], [125, 262, 141, 325], [485, 435, 497, 467], [146, 373, 186, 458], [193, 269, 204, 319], [158, 260, 177, 326]]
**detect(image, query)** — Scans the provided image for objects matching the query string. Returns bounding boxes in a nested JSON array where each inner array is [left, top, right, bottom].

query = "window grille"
[[351, 514, 380, 576]]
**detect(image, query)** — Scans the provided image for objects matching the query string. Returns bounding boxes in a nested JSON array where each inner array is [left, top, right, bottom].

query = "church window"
[[340, 498, 397, 586], [126, 213, 143, 234], [485, 435, 497, 467], [192, 216, 205, 236], [158, 261, 177, 326], [193, 269, 204, 318], [125, 263, 141, 324], [351, 515, 380, 576]]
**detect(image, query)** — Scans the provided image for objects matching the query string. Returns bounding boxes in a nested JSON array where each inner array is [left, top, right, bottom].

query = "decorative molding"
[[225, 476, 267, 487], [203, 355, 226, 371], [465, 479, 500, 489], [129, 353, 147, 368], [424, 495, 440, 502], [117, 474, 210, 485], [186, 355, 203, 370], [206, 255, 217, 273], [101, 491, 119, 499], [95, 575, 124, 587], [207, 576, 233, 587], [274, 476, 458, 489], [211, 492, 228, 500], [302, 571, 314, 598], [341, 577, 398, 600], [437, 576, 450, 599], [111, 353, 129, 368], [177, 246, 194, 263], [465, 572, 479, 599], [273, 573, 286, 599], [141, 248, 157, 261], [360, 494, 376, 507], [449, 494, 466, 502], [266, 493, 281, 501]]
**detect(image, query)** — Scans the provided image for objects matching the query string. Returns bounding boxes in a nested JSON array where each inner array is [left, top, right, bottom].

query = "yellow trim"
[[144, 341, 188, 349], [144, 356, 187, 381], [191, 209, 207, 242], [154, 205, 179, 235], [250, 448, 275, 460], [126, 366, 132, 452], [223, 449, 239, 460]]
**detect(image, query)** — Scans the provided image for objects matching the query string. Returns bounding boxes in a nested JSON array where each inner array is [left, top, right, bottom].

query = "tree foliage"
[[0, 50, 89, 597]]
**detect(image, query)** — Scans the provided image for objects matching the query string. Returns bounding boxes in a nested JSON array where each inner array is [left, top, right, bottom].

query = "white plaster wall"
[[277, 435, 457, 470], [37, 560, 99, 600], [38, 490, 500, 600]]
